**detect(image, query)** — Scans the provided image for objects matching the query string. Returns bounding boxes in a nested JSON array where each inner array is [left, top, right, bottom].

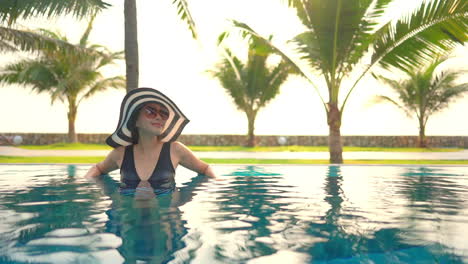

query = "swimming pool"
[[0, 164, 467, 263]]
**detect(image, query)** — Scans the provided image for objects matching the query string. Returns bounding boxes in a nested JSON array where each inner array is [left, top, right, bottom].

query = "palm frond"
[[172, 0, 197, 39], [212, 54, 248, 111], [375, 55, 467, 129], [427, 71, 468, 114], [366, 0, 394, 21], [260, 62, 291, 107], [0, 59, 57, 90], [232, 19, 327, 107], [286, 0, 314, 28], [297, 1, 375, 79], [233, 20, 306, 78], [246, 46, 269, 100], [0, 26, 75, 52], [79, 13, 96, 46], [375, 74, 401, 89], [78, 76, 125, 103], [0, 0, 110, 24], [344, 0, 395, 73], [95, 50, 125, 69], [373, 0, 467, 73], [292, 31, 323, 72], [343, 0, 466, 111], [219, 48, 243, 81], [372, 95, 412, 117]]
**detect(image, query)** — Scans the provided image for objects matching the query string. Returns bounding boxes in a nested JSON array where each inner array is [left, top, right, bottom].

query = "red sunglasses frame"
[[142, 105, 170, 120]]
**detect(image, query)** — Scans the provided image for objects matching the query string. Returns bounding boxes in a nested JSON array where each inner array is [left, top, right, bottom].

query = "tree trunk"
[[67, 103, 78, 143], [327, 103, 343, 164], [246, 112, 257, 147], [418, 119, 427, 148], [124, 0, 139, 91]]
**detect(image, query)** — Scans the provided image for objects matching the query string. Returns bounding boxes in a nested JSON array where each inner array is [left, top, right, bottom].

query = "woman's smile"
[[151, 122, 163, 128]]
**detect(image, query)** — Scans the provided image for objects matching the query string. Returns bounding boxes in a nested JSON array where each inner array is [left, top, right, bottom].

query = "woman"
[[93, 172, 210, 263], [85, 87, 216, 187]]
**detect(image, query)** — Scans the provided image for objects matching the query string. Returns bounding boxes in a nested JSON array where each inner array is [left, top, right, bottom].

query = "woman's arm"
[[84, 147, 123, 178], [173, 142, 217, 178]]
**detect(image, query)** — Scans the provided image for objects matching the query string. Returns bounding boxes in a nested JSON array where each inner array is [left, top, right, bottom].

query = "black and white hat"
[[106, 87, 189, 148]]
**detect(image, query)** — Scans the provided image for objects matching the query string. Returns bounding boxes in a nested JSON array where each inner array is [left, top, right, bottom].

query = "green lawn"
[[18, 143, 463, 152], [20, 143, 111, 150], [0, 156, 467, 165]]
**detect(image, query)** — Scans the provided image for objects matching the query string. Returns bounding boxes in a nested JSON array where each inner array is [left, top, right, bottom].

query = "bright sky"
[[0, 0, 467, 136]]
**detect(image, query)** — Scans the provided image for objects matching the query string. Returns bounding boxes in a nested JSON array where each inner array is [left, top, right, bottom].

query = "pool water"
[[0, 164, 467, 263]]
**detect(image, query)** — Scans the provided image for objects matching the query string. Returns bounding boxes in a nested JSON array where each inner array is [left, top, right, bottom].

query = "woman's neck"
[[135, 133, 162, 153]]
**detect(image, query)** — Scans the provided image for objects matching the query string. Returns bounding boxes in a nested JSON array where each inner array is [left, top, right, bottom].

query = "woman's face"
[[135, 103, 170, 136]]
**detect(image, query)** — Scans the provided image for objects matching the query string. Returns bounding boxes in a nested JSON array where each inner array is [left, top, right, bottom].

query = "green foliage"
[[375, 56, 468, 129], [172, 0, 197, 39], [233, 0, 467, 159], [234, 0, 467, 111], [212, 33, 292, 147], [0, 26, 80, 53], [0, 0, 110, 24], [374, 0, 468, 73], [212, 37, 292, 114], [0, 18, 125, 104], [0, 0, 110, 53], [0, 17, 125, 141], [211, 35, 293, 145]]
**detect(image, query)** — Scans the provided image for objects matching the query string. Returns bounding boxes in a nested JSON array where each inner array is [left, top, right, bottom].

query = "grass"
[[189, 146, 462, 152], [20, 143, 111, 150], [7, 143, 465, 165], [0, 156, 467, 165], [18, 143, 463, 152]]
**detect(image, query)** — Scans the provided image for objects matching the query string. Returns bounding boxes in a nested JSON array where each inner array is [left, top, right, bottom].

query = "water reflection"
[[0, 165, 123, 263], [398, 167, 466, 215], [94, 172, 209, 263], [304, 166, 466, 263], [206, 166, 297, 262], [305, 166, 414, 261], [203, 165, 467, 263], [1, 165, 468, 263]]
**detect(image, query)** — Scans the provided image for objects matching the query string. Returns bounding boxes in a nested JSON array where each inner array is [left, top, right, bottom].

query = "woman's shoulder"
[[111, 145, 126, 153], [170, 141, 185, 147], [169, 141, 189, 154], [107, 146, 126, 160]]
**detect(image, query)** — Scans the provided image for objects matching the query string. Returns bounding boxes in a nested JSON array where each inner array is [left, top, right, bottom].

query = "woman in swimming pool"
[[85, 87, 216, 190]]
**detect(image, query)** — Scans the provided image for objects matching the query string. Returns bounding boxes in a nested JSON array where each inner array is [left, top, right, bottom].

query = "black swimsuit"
[[120, 142, 176, 194]]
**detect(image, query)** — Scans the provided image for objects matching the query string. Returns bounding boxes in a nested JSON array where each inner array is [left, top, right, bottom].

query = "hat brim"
[[106, 88, 189, 148]]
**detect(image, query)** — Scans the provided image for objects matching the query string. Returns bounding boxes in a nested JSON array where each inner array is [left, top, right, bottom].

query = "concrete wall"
[[2, 133, 467, 148]]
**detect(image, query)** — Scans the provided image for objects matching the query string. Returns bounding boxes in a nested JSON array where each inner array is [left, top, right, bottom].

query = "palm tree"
[[211, 37, 292, 147], [374, 57, 468, 147], [124, 0, 197, 90], [124, 0, 139, 90], [0, 17, 125, 142], [0, 0, 110, 53], [233, 0, 467, 163]]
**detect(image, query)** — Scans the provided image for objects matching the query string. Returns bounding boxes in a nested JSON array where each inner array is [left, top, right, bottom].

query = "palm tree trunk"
[[418, 119, 427, 148], [246, 112, 257, 147], [327, 103, 343, 163], [67, 102, 78, 143], [124, 0, 139, 91]]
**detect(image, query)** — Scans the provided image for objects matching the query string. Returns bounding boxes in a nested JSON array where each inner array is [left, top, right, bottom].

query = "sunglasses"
[[142, 105, 169, 120]]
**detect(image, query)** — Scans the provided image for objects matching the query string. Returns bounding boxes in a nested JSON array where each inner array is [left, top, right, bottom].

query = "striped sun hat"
[[106, 87, 189, 148]]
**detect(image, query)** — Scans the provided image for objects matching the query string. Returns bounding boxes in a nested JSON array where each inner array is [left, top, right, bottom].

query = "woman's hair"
[[128, 107, 141, 144]]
